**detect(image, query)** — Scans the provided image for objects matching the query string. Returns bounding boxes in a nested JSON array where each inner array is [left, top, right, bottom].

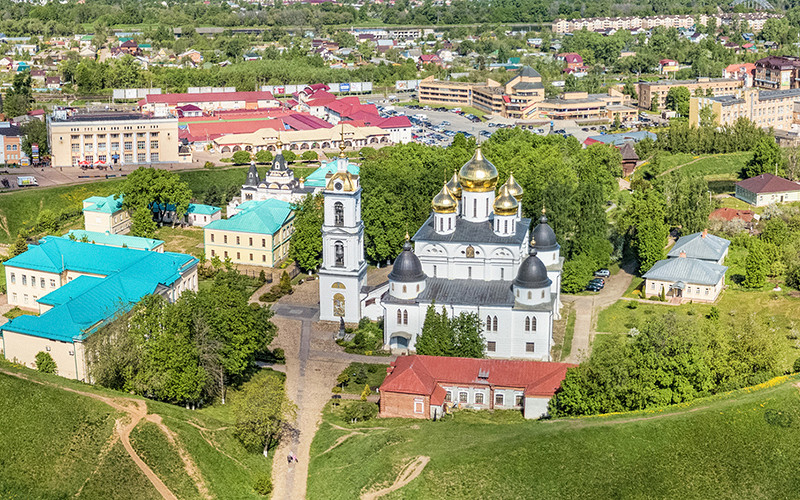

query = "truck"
[[17, 176, 38, 187]]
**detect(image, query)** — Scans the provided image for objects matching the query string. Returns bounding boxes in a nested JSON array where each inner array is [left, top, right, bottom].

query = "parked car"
[[594, 269, 610, 277], [586, 283, 603, 292]]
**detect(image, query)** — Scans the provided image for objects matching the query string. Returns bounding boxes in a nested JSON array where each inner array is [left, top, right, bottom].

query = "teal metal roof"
[[304, 159, 359, 188], [83, 194, 124, 214], [61, 230, 164, 251], [187, 203, 221, 215], [1, 238, 198, 343], [668, 232, 730, 262], [205, 199, 293, 235], [643, 258, 728, 286]]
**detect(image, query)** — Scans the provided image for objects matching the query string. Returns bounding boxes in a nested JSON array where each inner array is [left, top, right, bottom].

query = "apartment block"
[[552, 12, 779, 34], [538, 89, 636, 122], [689, 88, 800, 131], [0, 122, 25, 165], [47, 109, 180, 168], [754, 56, 800, 90], [637, 78, 743, 110]]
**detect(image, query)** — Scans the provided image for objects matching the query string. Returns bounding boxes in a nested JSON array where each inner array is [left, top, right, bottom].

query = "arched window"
[[402, 285, 407, 293], [531, 317, 537, 332], [492, 316, 498, 331], [525, 317, 530, 331], [541, 290, 545, 298], [334, 241, 344, 267], [403, 310, 408, 325], [397, 310, 402, 324], [527, 291, 532, 300], [486, 316, 492, 331], [334, 201, 344, 226]]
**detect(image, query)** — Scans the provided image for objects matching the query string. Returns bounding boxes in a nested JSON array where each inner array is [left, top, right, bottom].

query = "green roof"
[[81, 35, 94, 41], [83, 194, 124, 214], [304, 159, 359, 188], [61, 230, 164, 251], [205, 199, 293, 235], [187, 203, 221, 216], [2, 238, 198, 343]]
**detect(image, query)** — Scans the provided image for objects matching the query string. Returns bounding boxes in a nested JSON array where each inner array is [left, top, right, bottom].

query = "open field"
[[155, 226, 205, 257], [0, 361, 275, 499], [659, 152, 750, 186], [309, 374, 800, 499]]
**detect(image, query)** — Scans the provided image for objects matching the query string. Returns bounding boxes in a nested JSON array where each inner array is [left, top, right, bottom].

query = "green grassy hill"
[[0, 362, 272, 499], [308, 375, 800, 499]]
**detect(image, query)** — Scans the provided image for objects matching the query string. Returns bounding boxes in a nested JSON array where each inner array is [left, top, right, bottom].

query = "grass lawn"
[[0, 361, 275, 499], [2, 307, 37, 319], [336, 362, 390, 394], [677, 152, 751, 180], [561, 306, 576, 360], [718, 195, 757, 211], [155, 226, 205, 258], [309, 374, 800, 499]]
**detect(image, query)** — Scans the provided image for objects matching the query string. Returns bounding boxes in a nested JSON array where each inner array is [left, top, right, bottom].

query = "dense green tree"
[[415, 306, 484, 358], [255, 149, 273, 164], [301, 150, 318, 161], [662, 173, 713, 234], [131, 206, 157, 238], [21, 118, 48, 157], [8, 232, 28, 257], [627, 188, 668, 273], [35, 351, 57, 374], [743, 137, 785, 179], [665, 86, 690, 116], [232, 150, 251, 165], [121, 167, 192, 223], [289, 193, 323, 272], [743, 239, 767, 289], [233, 370, 296, 454]]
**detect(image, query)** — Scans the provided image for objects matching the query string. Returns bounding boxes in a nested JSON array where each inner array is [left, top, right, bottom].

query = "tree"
[[255, 149, 273, 164], [289, 194, 324, 272], [650, 99, 659, 113], [3, 72, 32, 118], [743, 239, 767, 288], [662, 173, 714, 234], [21, 119, 48, 157], [232, 150, 251, 165], [282, 150, 297, 163], [627, 189, 668, 273], [131, 206, 157, 238], [35, 351, 57, 374], [415, 306, 485, 358], [37, 209, 59, 235], [301, 150, 318, 161], [665, 86, 690, 116], [233, 370, 296, 454], [743, 137, 785, 179], [122, 168, 192, 223], [9, 232, 28, 257]]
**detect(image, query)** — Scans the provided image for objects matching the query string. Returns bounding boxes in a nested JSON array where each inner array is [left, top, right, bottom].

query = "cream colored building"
[[214, 122, 390, 155], [552, 13, 778, 34], [47, 109, 180, 168], [1, 237, 198, 380], [537, 89, 636, 122], [689, 88, 800, 131], [82, 194, 131, 234], [637, 78, 743, 111], [203, 198, 295, 267]]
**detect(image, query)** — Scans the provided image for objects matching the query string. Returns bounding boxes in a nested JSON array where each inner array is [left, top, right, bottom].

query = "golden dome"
[[326, 171, 356, 192], [432, 183, 458, 214], [504, 171, 523, 200], [445, 170, 462, 199], [458, 147, 498, 192], [493, 184, 519, 216]]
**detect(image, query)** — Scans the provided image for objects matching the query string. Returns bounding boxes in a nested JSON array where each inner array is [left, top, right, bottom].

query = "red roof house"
[[709, 207, 755, 224], [379, 355, 575, 420], [556, 52, 584, 70]]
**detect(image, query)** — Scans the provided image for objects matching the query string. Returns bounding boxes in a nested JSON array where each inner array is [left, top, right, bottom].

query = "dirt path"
[[657, 155, 708, 177], [360, 456, 430, 500], [0, 368, 207, 500]]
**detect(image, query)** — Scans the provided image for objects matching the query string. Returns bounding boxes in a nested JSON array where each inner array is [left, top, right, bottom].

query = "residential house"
[[379, 355, 575, 420], [619, 142, 639, 177], [709, 207, 755, 225], [659, 59, 680, 75], [0, 122, 25, 165], [185, 203, 222, 227], [178, 49, 203, 64], [735, 173, 800, 206], [556, 52, 583, 70], [82, 195, 131, 234]]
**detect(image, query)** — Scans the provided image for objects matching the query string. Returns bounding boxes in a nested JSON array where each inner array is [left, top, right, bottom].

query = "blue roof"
[[668, 231, 730, 262], [304, 159, 359, 188], [586, 131, 656, 147], [205, 199, 293, 235], [1, 238, 198, 343], [61, 230, 164, 251], [83, 194, 124, 214], [187, 203, 221, 215], [643, 257, 728, 286]]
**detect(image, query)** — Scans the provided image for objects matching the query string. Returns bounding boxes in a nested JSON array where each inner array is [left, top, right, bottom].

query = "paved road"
[[563, 262, 635, 364]]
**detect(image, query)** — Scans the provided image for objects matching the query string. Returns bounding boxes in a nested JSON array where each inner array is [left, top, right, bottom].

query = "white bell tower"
[[318, 143, 367, 323]]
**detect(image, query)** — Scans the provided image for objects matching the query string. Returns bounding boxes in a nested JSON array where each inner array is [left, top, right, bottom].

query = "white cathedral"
[[318, 147, 563, 361]]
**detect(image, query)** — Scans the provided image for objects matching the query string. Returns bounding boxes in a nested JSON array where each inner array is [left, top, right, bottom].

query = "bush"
[[253, 474, 273, 496], [301, 150, 318, 161], [627, 300, 638, 309], [794, 356, 800, 374], [342, 401, 378, 422], [203, 161, 215, 169], [331, 386, 342, 394], [282, 150, 297, 163], [707, 306, 720, 321], [232, 150, 251, 165], [35, 351, 56, 374]]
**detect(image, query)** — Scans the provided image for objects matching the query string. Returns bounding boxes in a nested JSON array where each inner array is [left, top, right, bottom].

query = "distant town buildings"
[[138, 90, 280, 116], [754, 56, 800, 90], [552, 12, 779, 34], [689, 88, 800, 130], [637, 78, 743, 110]]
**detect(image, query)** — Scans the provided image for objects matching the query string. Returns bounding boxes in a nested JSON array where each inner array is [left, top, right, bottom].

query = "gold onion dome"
[[504, 172, 523, 200], [326, 170, 356, 192], [446, 171, 462, 199], [493, 184, 519, 216], [458, 147, 498, 192], [432, 183, 458, 214]]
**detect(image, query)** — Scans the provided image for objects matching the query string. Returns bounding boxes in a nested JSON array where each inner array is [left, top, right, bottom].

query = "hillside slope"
[[0, 363, 271, 499], [308, 376, 800, 499]]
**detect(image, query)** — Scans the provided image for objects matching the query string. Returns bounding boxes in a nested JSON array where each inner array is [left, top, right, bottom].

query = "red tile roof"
[[139, 90, 276, 106], [380, 355, 575, 398], [375, 115, 412, 129], [709, 207, 754, 223], [736, 173, 800, 194]]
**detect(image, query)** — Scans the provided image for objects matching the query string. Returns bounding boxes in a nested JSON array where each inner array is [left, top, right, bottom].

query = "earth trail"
[[360, 456, 431, 500]]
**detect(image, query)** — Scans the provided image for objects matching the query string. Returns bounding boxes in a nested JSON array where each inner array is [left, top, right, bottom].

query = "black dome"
[[388, 240, 426, 282], [513, 249, 552, 289], [245, 162, 259, 186], [532, 214, 559, 251], [271, 153, 287, 171]]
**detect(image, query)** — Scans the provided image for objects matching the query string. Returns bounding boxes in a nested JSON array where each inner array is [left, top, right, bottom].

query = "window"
[[487, 341, 496, 352], [527, 291, 532, 300], [23, 294, 28, 304], [531, 317, 537, 331], [402, 285, 407, 293], [137, 141, 146, 150], [249, 253, 253, 261], [334, 241, 345, 267], [445, 391, 452, 402], [71, 143, 80, 152], [10, 273, 15, 284], [236, 252, 240, 259], [495, 393, 504, 406], [475, 392, 484, 405], [486, 315, 491, 331], [111, 140, 120, 150], [459, 392, 468, 403], [137, 153, 146, 162], [151, 152, 159, 162], [414, 399, 424, 414], [151, 140, 159, 149], [525, 317, 530, 331], [515, 395, 524, 406], [49, 279, 55, 287], [211, 234, 215, 243], [705, 288, 709, 295], [262, 238, 266, 247], [211, 249, 215, 257], [40, 278, 44, 288], [493, 316, 498, 331], [526, 342, 535, 353], [124, 153, 133, 163], [249, 237, 253, 246], [124, 141, 133, 150], [433, 265, 437, 277], [224, 251, 228, 258], [403, 310, 408, 325], [98, 155, 106, 163], [22, 275, 26, 286], [262, 255, 266, 262], [236, 236, 240, 245], [334, 201, 344, 226], [11, 293, 16, 301], [468, 266, 472, 279], [500, 268, 504, 280], [223, 235, 227, 244], [472, 199, 477, 218]]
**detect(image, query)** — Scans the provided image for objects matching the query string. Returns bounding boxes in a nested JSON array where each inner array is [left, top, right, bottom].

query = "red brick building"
[[379, 355, 575, 420]]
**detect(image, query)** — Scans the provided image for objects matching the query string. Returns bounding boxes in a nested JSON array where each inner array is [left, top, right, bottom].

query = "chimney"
[[679, 251, 686, 258], [702, 229, 707, 238]]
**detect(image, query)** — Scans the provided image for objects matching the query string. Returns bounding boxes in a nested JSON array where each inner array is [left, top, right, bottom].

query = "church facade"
[[319, 147, 563, 361]]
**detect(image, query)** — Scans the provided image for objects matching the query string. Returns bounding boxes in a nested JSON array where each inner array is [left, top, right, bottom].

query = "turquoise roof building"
[[304, 159, 359, 188], [61, 230, 164, 252], [187, 203, 221, 216], [1, 238, 198, 346], [83, 194, 124, 214], [206, 199, 293, 235]]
